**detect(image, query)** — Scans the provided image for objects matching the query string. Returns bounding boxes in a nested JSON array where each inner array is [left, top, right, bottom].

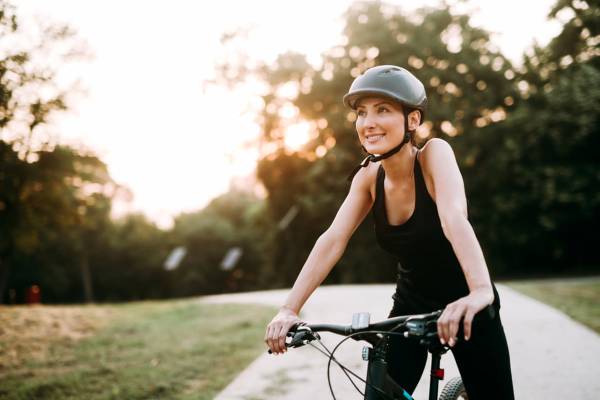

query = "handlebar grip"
[[266, 323, 308, 354]]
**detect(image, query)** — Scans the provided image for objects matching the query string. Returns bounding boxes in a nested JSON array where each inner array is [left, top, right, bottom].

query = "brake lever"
[[267, 323, 319, 354], [288, 325, 320, 348], [403, 318, 426, 338]]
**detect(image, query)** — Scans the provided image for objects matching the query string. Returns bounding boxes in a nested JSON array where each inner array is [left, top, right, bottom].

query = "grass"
[[0, 299, 276, 400], [505, 277, 600, 334], [2, 278, 597, 399]]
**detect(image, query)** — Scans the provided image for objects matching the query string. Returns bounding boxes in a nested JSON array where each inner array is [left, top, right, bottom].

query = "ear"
[[408, 110, 421, 131]]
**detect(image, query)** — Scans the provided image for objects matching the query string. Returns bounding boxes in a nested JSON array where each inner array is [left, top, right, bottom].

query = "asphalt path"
[[204, 284, 600, 400]]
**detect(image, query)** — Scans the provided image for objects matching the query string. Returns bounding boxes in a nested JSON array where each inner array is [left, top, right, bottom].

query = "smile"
[[365, 134, 385, 143]]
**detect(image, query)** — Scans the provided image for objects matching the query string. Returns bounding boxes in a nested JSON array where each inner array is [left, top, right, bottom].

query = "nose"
[[362, 112, 377, 130]]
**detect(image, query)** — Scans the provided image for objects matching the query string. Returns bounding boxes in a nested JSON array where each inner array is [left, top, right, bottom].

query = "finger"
[[266, 325, 277, 353], [444, 305, 457, 342], [463, 309, 476, 341], [270, 326, 280, 354], [276, 324, 287, 354], [271, 324, 283, 354], [447, 307, 465, 346], [437, 309, 449, 344], [264, 323, 272, 343]]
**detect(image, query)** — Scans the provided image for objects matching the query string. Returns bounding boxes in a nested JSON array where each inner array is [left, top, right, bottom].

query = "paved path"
[[203, 284, 600, 399]]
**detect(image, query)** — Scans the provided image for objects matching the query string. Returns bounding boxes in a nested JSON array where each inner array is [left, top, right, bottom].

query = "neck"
[[381, 144, 417, 182]]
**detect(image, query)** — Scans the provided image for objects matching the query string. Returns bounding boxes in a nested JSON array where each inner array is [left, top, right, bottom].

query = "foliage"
[[218, 0, 600, 281], [456, 0, 600, 273], [0, 141, 116, 302], [3, 0, 599, 303], [219, 1, 520, 285], [0, 0, 84, 156], [170, 190, 274, 295], [460, 63, 600, 272], [91, 213, 171, 301]]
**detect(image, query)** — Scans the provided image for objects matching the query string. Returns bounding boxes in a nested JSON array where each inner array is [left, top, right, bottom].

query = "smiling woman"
[[265, 63, 515, 399]]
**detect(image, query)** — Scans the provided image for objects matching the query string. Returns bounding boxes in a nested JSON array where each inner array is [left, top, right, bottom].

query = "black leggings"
[[387, 305, 515, 400]]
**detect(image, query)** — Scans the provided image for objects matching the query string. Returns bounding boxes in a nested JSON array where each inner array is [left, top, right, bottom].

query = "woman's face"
[[355, 97, 406, 154]]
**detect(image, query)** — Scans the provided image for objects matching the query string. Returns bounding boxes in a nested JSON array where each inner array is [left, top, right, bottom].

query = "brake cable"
[[305, 329, 411, 400]]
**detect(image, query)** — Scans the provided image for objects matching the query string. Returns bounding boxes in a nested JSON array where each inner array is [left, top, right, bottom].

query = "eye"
[[377, 106, 389, 113], [356, 109, 366, 117]]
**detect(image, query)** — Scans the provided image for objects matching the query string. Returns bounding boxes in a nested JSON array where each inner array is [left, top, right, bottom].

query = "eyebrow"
[[357, 100, 393, 109]]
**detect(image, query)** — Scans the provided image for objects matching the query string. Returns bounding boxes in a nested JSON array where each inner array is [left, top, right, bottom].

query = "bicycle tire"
[[438, 376, 468, 400]]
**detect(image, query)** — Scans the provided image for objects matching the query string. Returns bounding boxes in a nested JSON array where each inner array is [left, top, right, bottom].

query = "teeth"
[[366, 135, 384, 142]]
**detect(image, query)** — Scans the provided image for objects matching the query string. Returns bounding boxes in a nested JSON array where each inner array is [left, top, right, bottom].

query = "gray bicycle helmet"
[[343, 65, 427, 123]]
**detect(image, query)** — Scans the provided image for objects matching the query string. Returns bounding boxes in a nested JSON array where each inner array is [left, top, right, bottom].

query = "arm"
[[265, 165, 375, 354], [420, 138, 494, 345]]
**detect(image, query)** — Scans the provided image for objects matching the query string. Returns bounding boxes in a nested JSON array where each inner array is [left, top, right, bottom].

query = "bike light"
[[352, 312, 370, 329], [432, 368, 445, 379], [362, 346, 371, 361]]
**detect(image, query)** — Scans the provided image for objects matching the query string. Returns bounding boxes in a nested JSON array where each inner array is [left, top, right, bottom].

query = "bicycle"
[[274, 305, 496, 400]]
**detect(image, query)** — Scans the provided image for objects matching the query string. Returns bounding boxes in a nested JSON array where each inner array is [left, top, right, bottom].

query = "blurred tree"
[[1, 142, 116, 303], [219, 1, 518, 284], [0, 0, 85, 156], [457, 0, 600, 273], [90, 213, 170, 301], [520, 0, 600, 89], [0, 0, 116, 303], [170, 190, 272, 295]]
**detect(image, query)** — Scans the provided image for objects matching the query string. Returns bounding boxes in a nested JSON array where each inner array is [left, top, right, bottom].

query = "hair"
[[409, 132, 417, 146]]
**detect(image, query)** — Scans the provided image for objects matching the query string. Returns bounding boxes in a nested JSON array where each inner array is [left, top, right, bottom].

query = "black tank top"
[[373, 153, 472, 313]]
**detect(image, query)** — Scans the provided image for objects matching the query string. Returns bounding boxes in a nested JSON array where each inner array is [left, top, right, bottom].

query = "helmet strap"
[[347, 108, 412, 182]]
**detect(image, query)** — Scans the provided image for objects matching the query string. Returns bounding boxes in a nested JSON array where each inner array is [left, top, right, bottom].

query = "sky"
[[15, 0, 561, 228]]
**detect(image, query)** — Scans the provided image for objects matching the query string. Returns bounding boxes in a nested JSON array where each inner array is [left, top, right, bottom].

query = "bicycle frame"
[[363, 331, 448, 400]]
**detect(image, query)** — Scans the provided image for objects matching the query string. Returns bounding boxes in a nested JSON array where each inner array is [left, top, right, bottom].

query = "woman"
[[265, 65, 514, 399]]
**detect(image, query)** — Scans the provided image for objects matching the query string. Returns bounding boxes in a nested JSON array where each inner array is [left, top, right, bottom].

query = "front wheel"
[[439, 376, 468, 400]]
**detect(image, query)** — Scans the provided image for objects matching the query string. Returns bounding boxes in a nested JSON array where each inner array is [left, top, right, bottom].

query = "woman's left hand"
[[437, 287, 494, 347]]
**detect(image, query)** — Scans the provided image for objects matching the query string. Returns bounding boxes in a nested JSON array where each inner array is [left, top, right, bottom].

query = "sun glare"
[[15, 0, 560, 226], [284, 121, 312, 151]]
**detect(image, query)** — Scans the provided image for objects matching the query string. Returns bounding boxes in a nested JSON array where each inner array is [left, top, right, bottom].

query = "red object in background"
[[26, 285, 41, 304]]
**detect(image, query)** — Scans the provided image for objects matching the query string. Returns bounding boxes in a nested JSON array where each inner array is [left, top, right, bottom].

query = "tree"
[[1, 141, 116, 303], [456, 0, 600, 273], [170, 190, 272, 295], [219, 1, 518, 283], [89, 213, 170, 301], [0, 0, 115, 303]]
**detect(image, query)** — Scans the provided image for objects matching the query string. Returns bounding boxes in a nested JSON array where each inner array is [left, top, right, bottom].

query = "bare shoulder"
[[419, 138, 458, 175], [420, 137, 455, 160], [350, 160, 379, 199]]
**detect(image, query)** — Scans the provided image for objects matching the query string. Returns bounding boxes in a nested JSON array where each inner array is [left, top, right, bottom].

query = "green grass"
[[0, 299, 276, 400], [506, 277, 600, 334]]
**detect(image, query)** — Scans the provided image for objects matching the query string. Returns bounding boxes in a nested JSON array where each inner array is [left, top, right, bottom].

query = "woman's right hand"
[[265, 307, 302, 355]]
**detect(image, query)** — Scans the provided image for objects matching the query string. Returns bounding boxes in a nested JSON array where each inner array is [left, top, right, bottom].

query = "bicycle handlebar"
[[267, 310, 443, 353], [268, 305, 495, 353], [306, 309, 442, 337]]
